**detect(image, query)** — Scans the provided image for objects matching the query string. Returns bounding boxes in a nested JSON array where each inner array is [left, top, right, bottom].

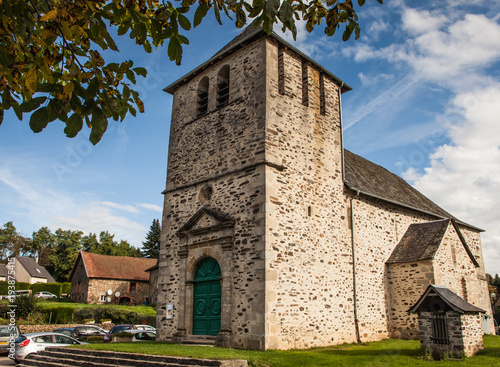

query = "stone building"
[[69, 252, 156, 305], [156, 24, 492, 350]]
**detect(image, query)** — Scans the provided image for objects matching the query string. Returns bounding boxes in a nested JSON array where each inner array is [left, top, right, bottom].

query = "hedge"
[[0, 281, 31, 295], [31, 283, 63, 297], [0, 281, 71, 298], [41, 305, 75, 323]]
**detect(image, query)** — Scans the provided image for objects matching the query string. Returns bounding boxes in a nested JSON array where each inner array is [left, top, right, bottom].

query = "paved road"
[[0, 357, 14, 365]]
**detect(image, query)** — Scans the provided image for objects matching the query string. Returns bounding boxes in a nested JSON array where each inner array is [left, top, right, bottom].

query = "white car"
[[122, 330, 156, 342], [134, 325, 156, 332], [35, 291, 57, 299], [10, 332, 87, 363]]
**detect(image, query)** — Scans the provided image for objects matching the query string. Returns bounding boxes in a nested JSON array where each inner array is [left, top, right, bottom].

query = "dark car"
[[103, 324, 135, 343], [73, 325, 107, 341]]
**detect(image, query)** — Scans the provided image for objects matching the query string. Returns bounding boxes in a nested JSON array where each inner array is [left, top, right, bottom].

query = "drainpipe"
[[350, 190, 361, 344], [338, 82, 361, 344]]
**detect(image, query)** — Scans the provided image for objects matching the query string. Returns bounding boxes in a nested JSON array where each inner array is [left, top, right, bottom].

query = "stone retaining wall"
[[19, 323, 114, 334]]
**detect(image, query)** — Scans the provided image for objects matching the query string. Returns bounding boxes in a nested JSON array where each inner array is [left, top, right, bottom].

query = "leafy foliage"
[[0, 0, 382, 143], [141, 219, 160, 258], [15, 294, 40, 319]]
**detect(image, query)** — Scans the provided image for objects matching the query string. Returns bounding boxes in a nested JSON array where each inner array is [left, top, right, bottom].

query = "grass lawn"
[[37, 300, 156, 316], [74, 335, 500, 367]]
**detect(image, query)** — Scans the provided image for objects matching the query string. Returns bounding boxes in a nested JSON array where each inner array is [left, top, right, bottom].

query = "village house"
[[14, 256, 55, 284], [156, 24, 492, 350], [69, 252, 156, 305]]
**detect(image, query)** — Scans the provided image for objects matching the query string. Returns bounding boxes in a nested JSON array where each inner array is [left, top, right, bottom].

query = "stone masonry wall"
[[86, 278, 149, 305], [264, 38, 355, 349], [158, 37, 268, 350], [387, 260, 433, 339], [70, 258, 89, 303], [418, 311, 484, 358]]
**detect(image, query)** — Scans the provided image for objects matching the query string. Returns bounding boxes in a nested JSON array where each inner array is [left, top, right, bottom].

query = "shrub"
[[15, 294, 39, 319], [61, 282, 71, 295], [75, 308, 95, 322], [16, 282, 31, 291]]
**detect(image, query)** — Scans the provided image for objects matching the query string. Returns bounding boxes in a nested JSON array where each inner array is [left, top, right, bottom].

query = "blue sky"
[[1, 0, 500, 275]]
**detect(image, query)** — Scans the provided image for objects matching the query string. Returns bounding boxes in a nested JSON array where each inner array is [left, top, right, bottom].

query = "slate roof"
[[15, 256, 55, 282], [408, 284, 486, 314], [73, 252, 157, 282], [386, 219, 451, 264], [343, 150, 481, 231], [163, 22, 352, 94]]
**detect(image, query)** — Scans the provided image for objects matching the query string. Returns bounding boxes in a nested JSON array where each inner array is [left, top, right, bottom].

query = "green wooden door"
[[193, 257, 222, 336]]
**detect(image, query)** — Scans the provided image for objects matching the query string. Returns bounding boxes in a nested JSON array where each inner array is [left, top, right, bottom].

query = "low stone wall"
[[19, 323, 114, 334]]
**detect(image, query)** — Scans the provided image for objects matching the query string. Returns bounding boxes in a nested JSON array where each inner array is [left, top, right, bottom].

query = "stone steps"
[[180, 335, 217, 346], [17, 347, 247, 367]]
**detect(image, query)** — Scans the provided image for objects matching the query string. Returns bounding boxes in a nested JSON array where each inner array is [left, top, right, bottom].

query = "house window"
[[278, 46, 285, 95], [320, 74, 325, 115], [197, 77, 209, 117], [461, 278, 468, 301], [100, 295, 106, 302], [129, 282, 137, 293], [216, 65, 230, 108]]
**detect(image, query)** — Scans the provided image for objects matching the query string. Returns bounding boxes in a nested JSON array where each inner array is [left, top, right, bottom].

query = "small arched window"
[[216, 65, 230, 108], [197, 76, 209, 117]]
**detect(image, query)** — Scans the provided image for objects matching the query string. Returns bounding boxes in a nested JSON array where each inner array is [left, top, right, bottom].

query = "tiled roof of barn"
[[343, 150, 481, 231], [76, 252, 156, 281]]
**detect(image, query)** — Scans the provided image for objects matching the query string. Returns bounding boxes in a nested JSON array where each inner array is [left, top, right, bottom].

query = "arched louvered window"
[[216, 65, 230, 108], [197, 77, 209, 117]]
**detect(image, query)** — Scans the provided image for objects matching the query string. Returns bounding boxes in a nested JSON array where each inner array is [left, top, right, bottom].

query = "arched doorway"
[[193, 257, 221, 335]]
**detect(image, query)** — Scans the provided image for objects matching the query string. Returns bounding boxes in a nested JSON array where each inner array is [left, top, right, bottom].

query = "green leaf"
[[87, 78, 100, 99], [265, 0, 280, 17], [194, 3, 208, 27], [278, 1, 293, 23], [126, 70, 136, 84], [357, 0, 366, 5], [0, 109, 3, 125], [168, 37, 182, 65], [178, 35, 189, 45], [29, 107, 49, 133], [144, 40, 152, 53], [117, 25, 128, 36], [64, 113, 83, 138], [20, 97, 47, 113], [178, 14, 191, 31], [133, 67, 147, 78], [89, 108, 108, 145]]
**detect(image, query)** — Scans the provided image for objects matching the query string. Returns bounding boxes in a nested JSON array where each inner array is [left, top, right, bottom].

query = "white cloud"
[[358, 72, 394, 86], [0, 161, 150, 247], [345, 12, 500, 88], [408, 85, 500, 275], [137, 203, 163, 212]]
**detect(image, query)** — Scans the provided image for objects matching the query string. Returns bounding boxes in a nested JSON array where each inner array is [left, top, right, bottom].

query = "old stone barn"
[[156, 24, 492, 350]]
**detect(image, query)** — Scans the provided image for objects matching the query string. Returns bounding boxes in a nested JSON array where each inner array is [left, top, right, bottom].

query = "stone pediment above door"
[[176, 207, 235, 238]]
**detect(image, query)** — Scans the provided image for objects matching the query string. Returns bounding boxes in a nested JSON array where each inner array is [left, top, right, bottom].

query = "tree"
[[141, 219, 160, 258], [0, 0, 382, 144], [49, 228, 83, 282], [0, 221, 32, 262], [82, 231, 141, 257], [31, 226, 56, 266]]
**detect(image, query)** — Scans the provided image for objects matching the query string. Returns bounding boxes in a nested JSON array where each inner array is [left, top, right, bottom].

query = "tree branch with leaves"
[[0, 0, 382, 144]]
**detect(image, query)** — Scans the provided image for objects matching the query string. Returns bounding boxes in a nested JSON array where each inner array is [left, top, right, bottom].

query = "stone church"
[[156, 24, 492, 350]]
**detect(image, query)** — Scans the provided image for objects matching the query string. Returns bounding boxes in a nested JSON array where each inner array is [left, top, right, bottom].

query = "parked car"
[[0, 324, 20, 354], [10, 332, 87, 364], [134, 325, 156, 332], [52, 328, 75, 337], [34, 291, 57, 299], [121, 330, 156, 342], [103, 324, 136, 343], [73, 325, 107, 341]]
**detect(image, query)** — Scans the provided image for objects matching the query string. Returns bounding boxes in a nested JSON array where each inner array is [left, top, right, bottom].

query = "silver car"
[[134, 324, 156, 332], [0, 325, 19, 355], [10, 332, 87, 363]]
